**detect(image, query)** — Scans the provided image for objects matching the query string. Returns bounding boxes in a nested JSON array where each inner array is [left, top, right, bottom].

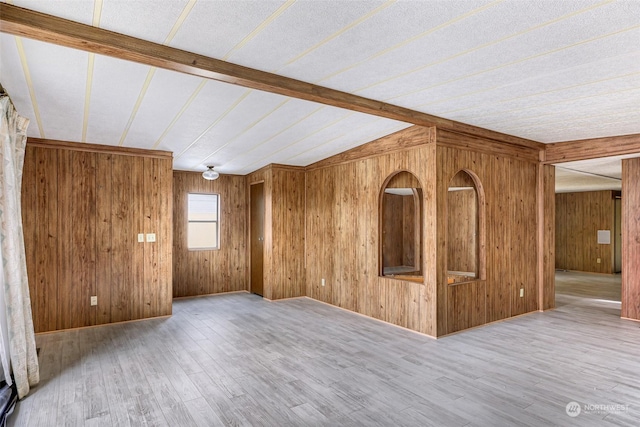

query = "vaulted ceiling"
[[1, 0, 639, 178]]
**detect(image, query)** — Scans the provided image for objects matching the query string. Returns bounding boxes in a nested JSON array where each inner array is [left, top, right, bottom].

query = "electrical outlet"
[[146, 233, 156, 243], [90, 296, 97, 306], [519, 288, 524, 298], [321, 278, 325, 287], [597, 258, 601, 264], [137, 233, 144, 243]]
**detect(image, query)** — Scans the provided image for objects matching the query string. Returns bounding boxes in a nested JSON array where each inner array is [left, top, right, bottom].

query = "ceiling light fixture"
[[202, 166, 219, 181]]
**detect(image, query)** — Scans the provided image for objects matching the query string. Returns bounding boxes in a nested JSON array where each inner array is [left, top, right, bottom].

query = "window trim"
[[187, 192, 221, 251]]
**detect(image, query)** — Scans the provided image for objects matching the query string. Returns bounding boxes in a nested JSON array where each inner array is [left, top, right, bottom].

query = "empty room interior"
[[1, 0, 639, 426]]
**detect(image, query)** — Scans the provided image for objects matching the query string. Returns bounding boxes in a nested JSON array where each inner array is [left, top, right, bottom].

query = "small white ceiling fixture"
[[202, 166, 219, 181]]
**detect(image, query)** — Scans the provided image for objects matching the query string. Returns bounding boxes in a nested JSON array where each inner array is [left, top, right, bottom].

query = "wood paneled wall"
[[436, 144, 538, 335], [621, 158, 640, 320], [22, 141, 172, 333], [246, 165, 305, 300], [555, 191, 615, 274], [540, 164, 556, 310], [382, 194, 405, 268], [172, 171, 247, 297], [446, 188, 477, 274], [304, 125, 542, 337], [305, 127, 438, 336]]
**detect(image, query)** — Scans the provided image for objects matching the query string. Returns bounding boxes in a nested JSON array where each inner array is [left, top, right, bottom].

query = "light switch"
[[146, 233, 156, 243], [90, 296, 97, 306], [137, 233, 144, 243]]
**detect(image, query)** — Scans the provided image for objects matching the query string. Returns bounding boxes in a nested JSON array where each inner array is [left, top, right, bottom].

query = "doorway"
[[250, 182, 264, 296]]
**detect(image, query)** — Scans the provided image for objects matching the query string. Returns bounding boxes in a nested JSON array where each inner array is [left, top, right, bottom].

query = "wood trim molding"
[[436, 129, 540, 162], [0, 4, 542, 151], [270, 164, 306, 173], [544, 133, 640, 164], [306, 126, 434, 171], [27, 138, 173, 159]]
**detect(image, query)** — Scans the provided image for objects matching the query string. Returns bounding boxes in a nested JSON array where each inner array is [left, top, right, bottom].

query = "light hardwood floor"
[[10, 274, 640, 426]]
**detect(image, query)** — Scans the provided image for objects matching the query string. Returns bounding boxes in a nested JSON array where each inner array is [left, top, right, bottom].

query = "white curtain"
[[0, 93, 40, 398]]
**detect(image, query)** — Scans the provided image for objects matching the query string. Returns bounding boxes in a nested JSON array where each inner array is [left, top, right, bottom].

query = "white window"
[[188, 193, 219, 250]]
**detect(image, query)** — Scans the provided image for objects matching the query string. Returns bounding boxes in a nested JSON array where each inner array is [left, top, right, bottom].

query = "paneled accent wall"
[[246, 165, 305, 300], [22, 140, 173, 333], [305, 127, 438, 336], [621, 158, 640, 321], [436, 141, 539, 335], [305, 125, 543, 337], [172, 171, 247, 297], [555, 191, 615, 274]]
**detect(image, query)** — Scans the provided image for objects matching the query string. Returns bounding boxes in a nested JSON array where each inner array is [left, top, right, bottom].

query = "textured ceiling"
[[1, 0, 639, 176], [554, 153, 640, 193]]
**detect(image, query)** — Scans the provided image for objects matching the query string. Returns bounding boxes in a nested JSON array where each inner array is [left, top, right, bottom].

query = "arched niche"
[[379, 171, 423, 281], [447, 169, 485, 284]]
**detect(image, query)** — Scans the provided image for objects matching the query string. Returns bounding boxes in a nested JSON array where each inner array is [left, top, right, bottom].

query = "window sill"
[[382, 274, 424, 284]]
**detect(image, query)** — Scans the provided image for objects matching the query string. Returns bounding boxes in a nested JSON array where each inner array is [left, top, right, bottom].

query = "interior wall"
[[246, 165, 305, 300], [382, 194, 404, 268], [172, 171, 247, 297], [305, 126, 438, 336], [540, 164, 556, 311], [436, 139, 539, 335], [402, 195, 417, 267], [22, 141, 173, 333], [555, 191, 615, 274], [270, 167, 306, 300], [446, 188, 477, 274], [621, 157, 640, 320]]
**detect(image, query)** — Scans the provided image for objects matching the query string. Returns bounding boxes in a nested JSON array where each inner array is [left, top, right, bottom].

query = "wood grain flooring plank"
[[15, 277, 640, 426], [182, 397, 225, 427]]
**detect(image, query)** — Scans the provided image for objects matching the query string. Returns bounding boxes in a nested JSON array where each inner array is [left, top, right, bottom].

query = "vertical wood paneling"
[[57, 149, 73, 330], [158, 158, 173, 316], [555, 191, 615, 273], [36, 147, 58, 332], [21, 145, 38, 330], [111, 155, 134, 323], [271, 167, 306, 300], [436, 144, 537, 335], [382, 194, 404, 268], [621, 158, 640, 320], [538, 164, 555, 311], [305, 127, 436, 335], [95, 154, 112, 325], [131, 158, 145, 320], [246, 166, 305, 301], [421, 140, 438, 337], [143, 157, 159, 318], [446, 189, 477, 274], [21, 142, 172, 333], [172, 171, 247, 297], [71, 150, 96, 327]]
